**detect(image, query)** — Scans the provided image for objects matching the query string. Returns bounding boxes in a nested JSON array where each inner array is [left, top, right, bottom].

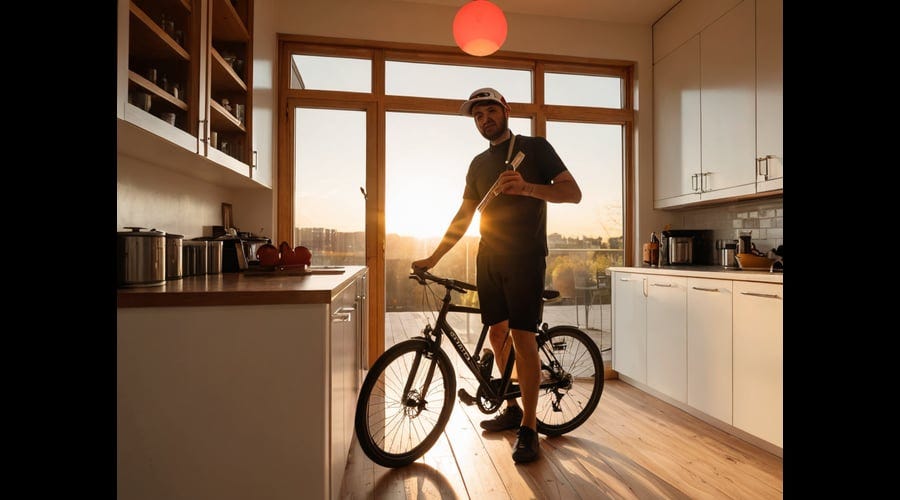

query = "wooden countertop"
[[117, 266, 367, 307], [608, 265, 783, 284]]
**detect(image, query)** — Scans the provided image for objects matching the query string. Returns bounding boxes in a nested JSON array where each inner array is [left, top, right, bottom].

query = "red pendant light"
[[453, 1, 508, 57]]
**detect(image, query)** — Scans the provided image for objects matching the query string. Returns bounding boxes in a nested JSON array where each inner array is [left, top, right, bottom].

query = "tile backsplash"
[[674, 197, 783, 254]]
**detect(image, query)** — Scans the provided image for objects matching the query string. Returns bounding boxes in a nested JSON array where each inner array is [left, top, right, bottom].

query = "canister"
[[165, 233, 183, 280], [182, 240, 208, 276]]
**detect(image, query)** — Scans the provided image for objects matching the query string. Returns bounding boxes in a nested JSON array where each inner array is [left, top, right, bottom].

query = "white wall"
[[272, 0, 668, 264]]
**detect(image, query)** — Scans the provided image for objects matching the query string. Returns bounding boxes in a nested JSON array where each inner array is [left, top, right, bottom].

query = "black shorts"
[[476, 252, 546, 332]]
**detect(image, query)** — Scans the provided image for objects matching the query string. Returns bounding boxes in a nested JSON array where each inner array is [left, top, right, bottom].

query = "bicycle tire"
[[535, 326, 604, 436], [354, 338, 456, 468]]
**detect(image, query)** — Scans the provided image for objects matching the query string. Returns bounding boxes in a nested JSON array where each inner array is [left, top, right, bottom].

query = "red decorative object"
[[452, 1, 508, 57]]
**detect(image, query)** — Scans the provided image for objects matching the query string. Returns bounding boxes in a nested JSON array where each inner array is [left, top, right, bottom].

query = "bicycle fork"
[[401, 340, 440, 415]]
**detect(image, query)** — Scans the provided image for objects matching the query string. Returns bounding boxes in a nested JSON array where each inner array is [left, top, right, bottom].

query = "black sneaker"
[[479, 405, 523, 432], [512, 426, 540, 463]]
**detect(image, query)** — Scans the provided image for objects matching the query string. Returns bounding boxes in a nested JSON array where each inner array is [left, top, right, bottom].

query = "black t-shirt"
[[463, 133, 567, 256]]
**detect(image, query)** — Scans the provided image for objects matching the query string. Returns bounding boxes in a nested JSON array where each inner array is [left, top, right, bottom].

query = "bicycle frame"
[[419, 280, 545, 407]]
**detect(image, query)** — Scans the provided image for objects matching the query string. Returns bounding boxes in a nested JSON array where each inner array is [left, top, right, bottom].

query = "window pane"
[[386, 61, 532, 103], [384, 112, 531, 329], [290, 54, 371, 92], [294, 108, 366, 265], [545, 73, 622, 108], [545, 122, 624, 332]]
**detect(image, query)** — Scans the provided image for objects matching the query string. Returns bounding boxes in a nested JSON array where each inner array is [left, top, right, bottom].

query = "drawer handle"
[[651, 283, 673, 287], [740, 291, 780, 299], [691, 286, 719, 292]]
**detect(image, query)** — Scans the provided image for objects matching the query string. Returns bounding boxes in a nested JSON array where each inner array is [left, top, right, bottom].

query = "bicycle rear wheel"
[[535, 326, 604, 436], [354, 338, 456, 468]]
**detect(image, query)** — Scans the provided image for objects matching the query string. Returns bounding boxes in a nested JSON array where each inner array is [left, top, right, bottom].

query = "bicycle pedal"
[[458, 388, 477, 406]]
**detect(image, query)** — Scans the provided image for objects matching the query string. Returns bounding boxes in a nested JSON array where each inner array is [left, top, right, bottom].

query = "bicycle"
[[354, 268, 605, 468]]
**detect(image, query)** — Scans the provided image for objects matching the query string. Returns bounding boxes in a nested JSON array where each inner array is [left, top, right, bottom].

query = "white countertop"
[[608, 265, 783, 284]]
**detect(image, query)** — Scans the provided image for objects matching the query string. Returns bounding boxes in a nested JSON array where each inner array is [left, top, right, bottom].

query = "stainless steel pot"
[[117, 227, 166, 287], [165, 233, 183, 280]]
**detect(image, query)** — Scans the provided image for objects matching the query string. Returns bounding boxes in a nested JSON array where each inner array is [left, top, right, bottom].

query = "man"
[[412, 87, 582, 463]]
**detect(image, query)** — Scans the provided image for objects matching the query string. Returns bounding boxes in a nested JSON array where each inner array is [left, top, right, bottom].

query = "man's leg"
[[487, 320, 517, 406], [509, 328, 539, 430]]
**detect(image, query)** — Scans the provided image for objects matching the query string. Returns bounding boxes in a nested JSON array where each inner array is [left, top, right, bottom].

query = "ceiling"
[[398, 0, 681, 25]]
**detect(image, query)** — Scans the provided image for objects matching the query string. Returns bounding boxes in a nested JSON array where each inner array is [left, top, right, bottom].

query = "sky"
[[292, 55, 624, 241]]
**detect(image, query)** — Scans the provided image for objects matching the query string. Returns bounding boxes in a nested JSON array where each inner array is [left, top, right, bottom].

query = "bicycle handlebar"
[[409, 268, 477, 294]]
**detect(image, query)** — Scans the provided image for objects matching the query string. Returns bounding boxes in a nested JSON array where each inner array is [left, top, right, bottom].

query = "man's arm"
[[412, 198, 478, 270], [497, 170, 582, 204]]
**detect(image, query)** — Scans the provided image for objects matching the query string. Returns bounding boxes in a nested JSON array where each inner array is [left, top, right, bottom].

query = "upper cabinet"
[[755, 0, 783, 192], [653, 0, 783, 209], [117, 0, 267, 190], [204, 0, 254, 172]]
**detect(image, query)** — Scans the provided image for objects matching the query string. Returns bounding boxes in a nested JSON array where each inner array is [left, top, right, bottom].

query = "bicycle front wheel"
[[536, 326, 604, 436], [354, 338, 456, 468]]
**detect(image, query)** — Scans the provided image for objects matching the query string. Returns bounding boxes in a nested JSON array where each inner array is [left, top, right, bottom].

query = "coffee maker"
[[661, 229, 714, 265]]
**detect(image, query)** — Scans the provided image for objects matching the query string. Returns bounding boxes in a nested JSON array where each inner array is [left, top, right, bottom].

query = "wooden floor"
[[341, 309, 783, 499]]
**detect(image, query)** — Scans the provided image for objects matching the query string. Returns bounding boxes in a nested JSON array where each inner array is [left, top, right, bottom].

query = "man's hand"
[[411, 257, 436, 272], [496, 170, 531, 196]]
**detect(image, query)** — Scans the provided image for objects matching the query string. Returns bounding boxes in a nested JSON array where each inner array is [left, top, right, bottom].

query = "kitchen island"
[[117, 266, 367, 500]]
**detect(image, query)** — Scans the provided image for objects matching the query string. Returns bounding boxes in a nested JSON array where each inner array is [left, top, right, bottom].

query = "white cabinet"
[[699, 0, 757, 201], [653, 0, 783, 209], [653, 35, 701, 206], [733, 281, 783, 448], [612, 273, 647, 383], [646, 275, 687, 402], [330, 277, 365, 498], [610, 267, 782, 450], [755, 0, 783, 192], [687, 278, 733, 424]]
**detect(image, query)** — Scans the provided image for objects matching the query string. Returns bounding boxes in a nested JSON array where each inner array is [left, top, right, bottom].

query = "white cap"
[[459, 87, 509, 116]]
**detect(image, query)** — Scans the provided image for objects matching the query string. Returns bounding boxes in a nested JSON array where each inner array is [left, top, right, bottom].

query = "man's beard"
[[479, 114, 509, 141]]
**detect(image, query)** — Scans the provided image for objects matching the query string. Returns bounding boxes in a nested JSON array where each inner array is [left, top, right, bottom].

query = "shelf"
[[210, 100, 245, 132], [211, 0, 250, 42], [129, 2, 190, 61], [119, 116, 267, 190], [210, 47, 247, 92], [128, 70, 189, 111]]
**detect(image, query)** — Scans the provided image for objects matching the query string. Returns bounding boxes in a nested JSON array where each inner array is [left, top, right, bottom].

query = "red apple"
[[294, 246, 312, 267]]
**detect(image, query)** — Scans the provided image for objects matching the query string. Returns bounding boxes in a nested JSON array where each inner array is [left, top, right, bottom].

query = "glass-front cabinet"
[[117, 0, 260, 188]]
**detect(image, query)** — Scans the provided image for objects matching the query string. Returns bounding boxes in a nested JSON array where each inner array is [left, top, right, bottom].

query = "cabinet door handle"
[[642, 277, 648, 297], [332, 305, 355, 322], [740, 291, 781, 299], [764, 154, 775, 180], [619, 277, 630, 281], [701, 172, 709, 192], [691, 286, 719, 292], [691, 173, 699, 192], [252, 150, 258, 169], [756, 157, 766, 176], [651, 283, 673, 287]]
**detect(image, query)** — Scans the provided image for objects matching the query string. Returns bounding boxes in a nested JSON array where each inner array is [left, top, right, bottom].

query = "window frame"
[[277, 34, 636, 367]]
